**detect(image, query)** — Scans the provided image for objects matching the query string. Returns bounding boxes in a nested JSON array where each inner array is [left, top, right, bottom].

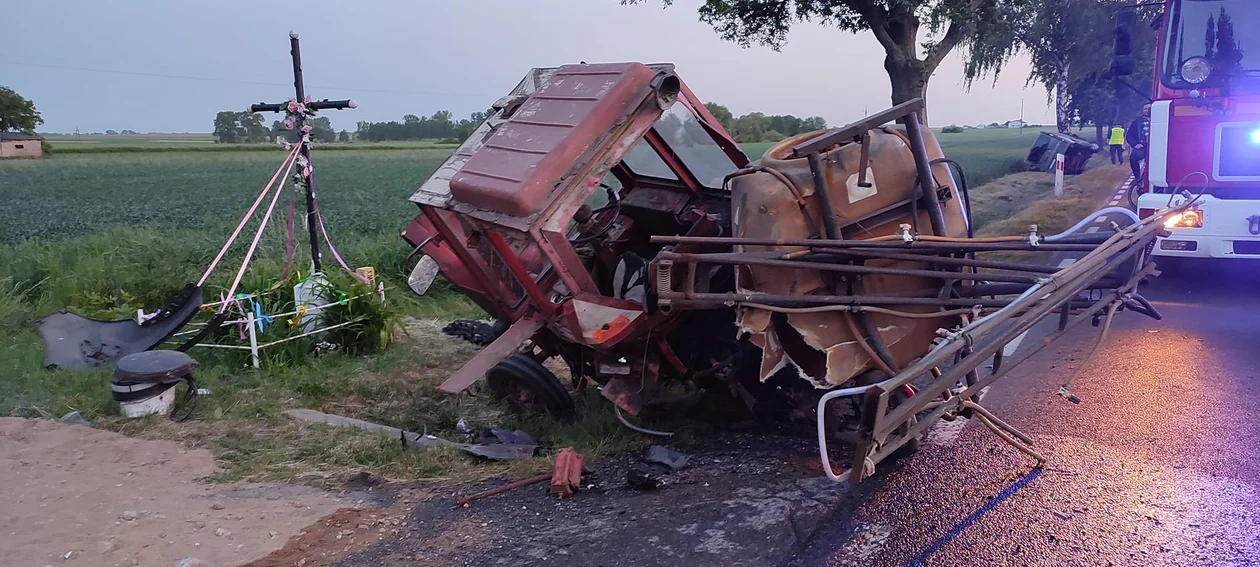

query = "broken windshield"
[[620, 104, 740, 188]]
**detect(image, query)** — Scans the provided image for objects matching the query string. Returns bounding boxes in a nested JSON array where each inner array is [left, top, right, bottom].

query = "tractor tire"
[[486, 353, 575, 419]]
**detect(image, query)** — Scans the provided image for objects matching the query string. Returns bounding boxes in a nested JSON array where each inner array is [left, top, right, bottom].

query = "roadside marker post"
[[1054, 153, 1065, 197]]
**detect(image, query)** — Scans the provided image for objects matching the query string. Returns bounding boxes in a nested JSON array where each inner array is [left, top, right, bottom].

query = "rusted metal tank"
[[729, 126, 970, 387]]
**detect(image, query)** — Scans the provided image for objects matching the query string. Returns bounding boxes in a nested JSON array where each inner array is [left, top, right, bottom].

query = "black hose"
[[930, 158, 972, 238]]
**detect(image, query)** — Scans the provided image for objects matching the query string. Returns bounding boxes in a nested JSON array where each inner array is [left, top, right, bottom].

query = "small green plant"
[[941, 125, 965, 134]]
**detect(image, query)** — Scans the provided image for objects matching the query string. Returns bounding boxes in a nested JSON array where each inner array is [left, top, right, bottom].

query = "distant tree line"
[[353, 110, 490, 143], [212, 111, 341, 144], [212, 105, 825, 146], [702, 103, 826, 143]]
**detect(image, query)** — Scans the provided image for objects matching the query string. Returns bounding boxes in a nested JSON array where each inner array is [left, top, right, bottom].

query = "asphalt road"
[[790, 252, 1260, 564]]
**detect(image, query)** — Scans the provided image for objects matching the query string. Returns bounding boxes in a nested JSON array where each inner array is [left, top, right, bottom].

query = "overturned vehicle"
[[402, 63, 1175, 484]]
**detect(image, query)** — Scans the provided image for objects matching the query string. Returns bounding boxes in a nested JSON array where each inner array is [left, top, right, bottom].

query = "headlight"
[[1182, 57, 1212, 84], [1163, 208, 1204, 229]]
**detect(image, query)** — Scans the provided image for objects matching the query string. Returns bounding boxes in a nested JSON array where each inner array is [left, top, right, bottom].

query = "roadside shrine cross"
[[249, 31, 356, 274]]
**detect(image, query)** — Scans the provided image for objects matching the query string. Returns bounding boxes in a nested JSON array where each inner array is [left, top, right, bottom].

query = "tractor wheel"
[[486, 353, 575, 419]]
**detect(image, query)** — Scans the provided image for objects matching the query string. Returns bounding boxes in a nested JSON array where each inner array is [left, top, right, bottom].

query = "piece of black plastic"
[[34, 284, 204, 371]]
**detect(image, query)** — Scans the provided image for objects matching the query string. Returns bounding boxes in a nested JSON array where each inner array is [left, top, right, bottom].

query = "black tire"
[[486, 353, 575, 419]]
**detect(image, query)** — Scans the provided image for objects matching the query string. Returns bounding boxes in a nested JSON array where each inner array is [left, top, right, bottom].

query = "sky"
[[4, 0, 1053, 134]]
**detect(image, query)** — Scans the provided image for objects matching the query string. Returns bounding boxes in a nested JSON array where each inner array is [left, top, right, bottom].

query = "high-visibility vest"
[[1109, 127, 1126, 145]]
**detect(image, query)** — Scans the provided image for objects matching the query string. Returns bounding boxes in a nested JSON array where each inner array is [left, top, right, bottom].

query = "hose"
[[843, 312, 899, 377], [815, 384, 877, 482], [1044, 207, 1140, 242], [614, 406, 674, 437], [929, 158, 973, 238]]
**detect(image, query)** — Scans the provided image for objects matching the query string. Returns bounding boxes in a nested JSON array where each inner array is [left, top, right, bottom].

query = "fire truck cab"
[[1121, 0, 1260, 263]]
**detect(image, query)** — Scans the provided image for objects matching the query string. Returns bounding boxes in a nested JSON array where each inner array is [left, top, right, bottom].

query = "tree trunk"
[[886, 56, 931, 125], [1055, 60, 1072, 134]]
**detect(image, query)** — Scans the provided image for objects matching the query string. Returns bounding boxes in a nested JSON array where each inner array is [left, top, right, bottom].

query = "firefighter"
[[1126, 104, 1151, 181], [1109, 123, 1127, 164]]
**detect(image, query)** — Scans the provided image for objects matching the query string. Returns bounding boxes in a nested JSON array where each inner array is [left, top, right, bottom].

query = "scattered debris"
[[58, 411, 90, 427], [644, 445, 690, 471], [456, 474, 551, 508], [120, 510, 139, 521], [628, 445, 691, 490], [550, 447, 584, 498], [442, 320, 499, 346], [456, 447, 588, 506], [285, 408, 537, 461], [174, 558, 204, 567], [209, 502, 225, 510]]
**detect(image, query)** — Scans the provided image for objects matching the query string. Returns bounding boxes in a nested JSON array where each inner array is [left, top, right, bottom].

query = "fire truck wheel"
[[487, 353, 575, 419]]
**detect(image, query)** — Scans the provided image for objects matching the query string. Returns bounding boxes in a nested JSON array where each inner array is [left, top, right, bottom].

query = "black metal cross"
[[249, 31, 355, 274]]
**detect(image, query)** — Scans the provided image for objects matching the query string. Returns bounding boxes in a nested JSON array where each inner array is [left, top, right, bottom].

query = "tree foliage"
[[625, 0, 1028, 123], [965, 0, 1157, 136], [0, 86, 44, 134], [354, 110, 489, 142], [700, 102, 825, 142], [214, 111, 336, 144]]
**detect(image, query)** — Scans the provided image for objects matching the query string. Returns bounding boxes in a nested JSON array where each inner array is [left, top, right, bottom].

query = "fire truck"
[[1119, 0, 1260, 266]]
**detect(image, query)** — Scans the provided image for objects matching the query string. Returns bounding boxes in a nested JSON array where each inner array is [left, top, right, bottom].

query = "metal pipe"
[[807, 248, 1065, 274], [900, 111, 948, 236], [806, 152, 842, 240], [651, 235, 1102, 252], [815, 384, 877, 482], [658, 292, 1021, 308], [873, 240, 1155, 440], [656, 251, 1042, 284]]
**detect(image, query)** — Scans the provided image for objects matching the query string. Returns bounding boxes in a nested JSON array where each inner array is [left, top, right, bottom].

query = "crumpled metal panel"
[[408, 68, 559, 208], [731, 127, 969, 388]]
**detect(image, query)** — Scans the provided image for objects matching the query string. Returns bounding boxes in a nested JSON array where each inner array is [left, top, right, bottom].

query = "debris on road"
[[442, 320, 500, 346], [285, 409, 537, 461], [627, 445, 691, 490], [59, 410, 90, 427], [550, 447, 584, 498], [456, 447, 587, 506], [456, 474, 551, 508]]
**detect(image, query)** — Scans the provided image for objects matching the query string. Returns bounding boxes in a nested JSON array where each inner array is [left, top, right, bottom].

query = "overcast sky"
[[5, 0, 1052, 134]]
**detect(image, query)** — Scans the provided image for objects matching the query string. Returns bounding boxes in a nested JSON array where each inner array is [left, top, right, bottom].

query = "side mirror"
[[1111, 9, 1138, 77], [407, 255, 441, 297]]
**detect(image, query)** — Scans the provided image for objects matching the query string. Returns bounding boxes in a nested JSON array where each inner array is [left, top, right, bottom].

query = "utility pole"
[[248, 31, 356, 274]]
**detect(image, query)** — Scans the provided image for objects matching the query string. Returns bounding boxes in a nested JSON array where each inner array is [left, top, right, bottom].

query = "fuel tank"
[[729, 126, 970, 388]]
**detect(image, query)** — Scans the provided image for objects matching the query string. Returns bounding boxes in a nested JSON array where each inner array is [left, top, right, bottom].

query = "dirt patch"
[[0, 417, 352, 567]]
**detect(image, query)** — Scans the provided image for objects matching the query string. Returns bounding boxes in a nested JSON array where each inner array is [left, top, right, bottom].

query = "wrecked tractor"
[[402, 63, 1171, 484]]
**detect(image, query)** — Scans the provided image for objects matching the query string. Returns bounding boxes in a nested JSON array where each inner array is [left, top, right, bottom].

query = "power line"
[[0, 60, 492, 99]]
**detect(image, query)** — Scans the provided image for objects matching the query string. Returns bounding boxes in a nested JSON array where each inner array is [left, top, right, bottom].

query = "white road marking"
[[1003, 329, 1031, 357], [1094, 216, 1109, 223], [1057, 258, 1077, 268], [1086, 226, 1100, 233]]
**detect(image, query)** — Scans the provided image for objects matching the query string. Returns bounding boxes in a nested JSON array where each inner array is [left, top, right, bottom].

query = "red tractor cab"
[[401, 63, 749, 417]]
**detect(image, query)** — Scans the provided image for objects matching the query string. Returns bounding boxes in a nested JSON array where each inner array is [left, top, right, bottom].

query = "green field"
[[0, 126, 1097, 482], [8, 127, 1053, 243]]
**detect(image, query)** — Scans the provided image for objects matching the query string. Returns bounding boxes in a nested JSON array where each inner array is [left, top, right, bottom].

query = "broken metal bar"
[[793, 98, 925, 157], [900, 109, 948, 236], [870, 231, 1156, 442], [656, 251, 1043, 284], [652, 234, 1102, 252], [808, 248, 1065, 274], [806, 152, 843, 241]]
